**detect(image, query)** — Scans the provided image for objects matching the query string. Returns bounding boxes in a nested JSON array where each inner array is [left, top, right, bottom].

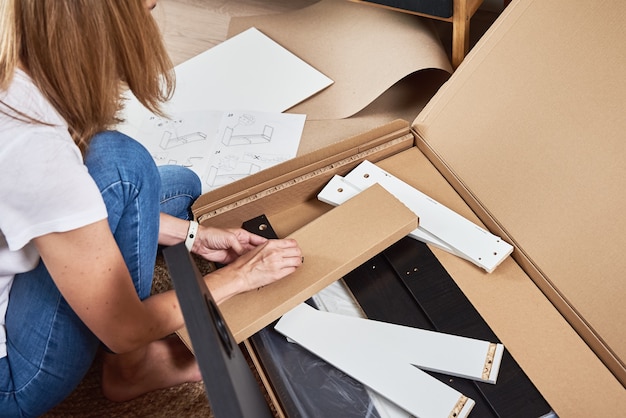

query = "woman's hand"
[[204, 238, 303, 303], [159, 214, 303, 302], [192, 225, 268, 264], [227, 238, 302, 289]]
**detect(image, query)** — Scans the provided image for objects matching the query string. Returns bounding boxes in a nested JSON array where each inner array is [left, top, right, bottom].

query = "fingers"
[[243, 230, 268, 247], [198, 227, 248, 253], [225, 232, 245, 255], [264, 238, 302, 268], [236, 238, 303, 291]]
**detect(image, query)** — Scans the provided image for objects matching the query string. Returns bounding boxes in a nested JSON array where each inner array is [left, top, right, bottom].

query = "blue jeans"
[[0, 131, 201, 417]]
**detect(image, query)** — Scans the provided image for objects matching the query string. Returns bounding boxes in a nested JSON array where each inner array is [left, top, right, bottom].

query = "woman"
[[0, 1, 303, 416]]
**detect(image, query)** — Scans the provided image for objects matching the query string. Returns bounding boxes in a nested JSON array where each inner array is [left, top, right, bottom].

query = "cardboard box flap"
[[412, 0, 626, 385]]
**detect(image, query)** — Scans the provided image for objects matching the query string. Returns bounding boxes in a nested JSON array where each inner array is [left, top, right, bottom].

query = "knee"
[[85, 131, 160, 193], [88, 131, 156, 170], [158, 165, 202, 219]]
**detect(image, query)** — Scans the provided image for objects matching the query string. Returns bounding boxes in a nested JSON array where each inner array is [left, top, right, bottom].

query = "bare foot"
[[101, 334, 202, 402]]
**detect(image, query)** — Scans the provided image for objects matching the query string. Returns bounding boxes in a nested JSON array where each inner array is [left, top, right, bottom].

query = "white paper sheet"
[[135, 110, 305, 193], [118, 27, 333, 138]]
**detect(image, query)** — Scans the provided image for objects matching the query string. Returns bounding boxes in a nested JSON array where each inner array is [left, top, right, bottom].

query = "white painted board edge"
[[318, 175, 476, 264], [343, 161, 513, 272], [276, 303, 476, 418]]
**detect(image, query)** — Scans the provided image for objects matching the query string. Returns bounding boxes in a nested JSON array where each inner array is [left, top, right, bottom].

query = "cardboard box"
[[194, 122, 626, 417], [190, 0, 626, 416]]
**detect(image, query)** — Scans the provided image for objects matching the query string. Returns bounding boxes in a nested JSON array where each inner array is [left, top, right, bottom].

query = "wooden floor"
[[156, 0, 319, 66]]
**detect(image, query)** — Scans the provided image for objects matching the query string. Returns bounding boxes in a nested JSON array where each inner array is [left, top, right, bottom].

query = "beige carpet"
[[44, 363, 211, 418]]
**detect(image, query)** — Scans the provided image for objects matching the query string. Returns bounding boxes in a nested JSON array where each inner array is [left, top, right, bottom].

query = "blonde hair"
[[0, 0, 174, 153]]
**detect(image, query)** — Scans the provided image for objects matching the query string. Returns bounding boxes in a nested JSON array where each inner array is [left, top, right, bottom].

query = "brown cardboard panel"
[[298, 70, 450, 155], [267, 198, 330, 239], [217, 184, 418, 343], [413, 0, 626, 386], [376, 147, 626, 417], [228, 0, 452, 120]]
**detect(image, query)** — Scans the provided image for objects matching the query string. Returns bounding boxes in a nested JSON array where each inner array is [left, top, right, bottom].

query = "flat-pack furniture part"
[[318, 161, 514, 272], [275, 303, 505, 417], [164, 243, 273, 418], [341, 235, 551, 417]]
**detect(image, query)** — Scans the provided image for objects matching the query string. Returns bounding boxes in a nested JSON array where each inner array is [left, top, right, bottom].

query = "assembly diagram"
[[220, 113, 274, 146], [161, 131, 207, 150], [205, 155, 262, 188], [134, 109, 306, 193]]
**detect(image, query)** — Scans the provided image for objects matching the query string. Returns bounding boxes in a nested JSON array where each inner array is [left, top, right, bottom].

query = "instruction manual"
[[136, 109, 305, 193]]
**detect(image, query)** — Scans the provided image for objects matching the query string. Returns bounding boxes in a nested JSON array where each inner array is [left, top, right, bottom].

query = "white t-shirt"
[[0, 70, 108, 358]]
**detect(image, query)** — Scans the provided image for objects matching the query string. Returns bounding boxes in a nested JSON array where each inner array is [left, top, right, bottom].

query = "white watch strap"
[[185, 221, 199, 251]]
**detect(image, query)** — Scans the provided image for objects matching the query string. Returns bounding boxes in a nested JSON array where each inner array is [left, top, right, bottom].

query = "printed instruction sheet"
[[136, 110, 305, 193]]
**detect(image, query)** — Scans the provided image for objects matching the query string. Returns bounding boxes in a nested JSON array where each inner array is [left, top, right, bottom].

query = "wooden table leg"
[[452, 0, 470, 68]]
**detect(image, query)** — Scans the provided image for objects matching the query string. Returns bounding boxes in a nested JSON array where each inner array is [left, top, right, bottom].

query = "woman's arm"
[[157, 213, 190, 246], [34, 219, 183, 354], [158, 212, 302, 299], [203, 237, 302, 302], [34, 218, 302, 354]]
